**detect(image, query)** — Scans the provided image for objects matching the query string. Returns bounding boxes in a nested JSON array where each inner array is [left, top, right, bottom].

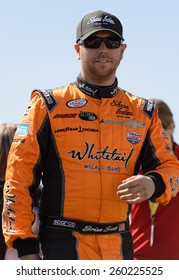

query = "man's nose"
[[98, 42, 108, 53]]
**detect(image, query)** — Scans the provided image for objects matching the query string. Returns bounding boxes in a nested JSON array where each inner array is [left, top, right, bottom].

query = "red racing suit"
[[2, 75, 179, 259], [131, 142, 179, 259]]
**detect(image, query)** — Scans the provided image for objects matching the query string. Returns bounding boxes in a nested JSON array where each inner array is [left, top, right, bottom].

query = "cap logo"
[[87, 15, 115, 25]]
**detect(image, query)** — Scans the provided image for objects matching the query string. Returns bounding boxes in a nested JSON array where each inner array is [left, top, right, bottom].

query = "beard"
[[82, 58, 119, 83]]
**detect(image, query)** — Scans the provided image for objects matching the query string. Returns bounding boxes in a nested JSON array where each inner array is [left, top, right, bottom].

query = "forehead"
[[92, 31, 116, 37]]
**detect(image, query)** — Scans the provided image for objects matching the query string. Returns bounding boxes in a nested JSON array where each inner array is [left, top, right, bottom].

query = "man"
[[130, 100, 179, 260], [2, 10, 179, 260]]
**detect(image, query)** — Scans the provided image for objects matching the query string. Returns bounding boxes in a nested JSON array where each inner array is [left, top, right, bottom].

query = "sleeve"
[[141, 107, 179, 205], [2, 91, 50, 256]]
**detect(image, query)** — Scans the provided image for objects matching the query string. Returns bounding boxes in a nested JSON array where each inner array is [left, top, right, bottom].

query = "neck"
[[76, 73, 119, 99]]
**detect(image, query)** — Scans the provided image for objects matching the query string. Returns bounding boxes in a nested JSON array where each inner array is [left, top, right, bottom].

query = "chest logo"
[[79, 111, 97, 121], [127, 131, 141, 144], [66, 98, 88, 108]]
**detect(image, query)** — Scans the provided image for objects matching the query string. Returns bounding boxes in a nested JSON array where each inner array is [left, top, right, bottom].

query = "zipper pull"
[[150, 215, 155, 247]]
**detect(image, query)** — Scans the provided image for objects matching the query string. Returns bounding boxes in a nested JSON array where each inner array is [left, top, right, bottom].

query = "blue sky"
[[1, 0, 179, 140]]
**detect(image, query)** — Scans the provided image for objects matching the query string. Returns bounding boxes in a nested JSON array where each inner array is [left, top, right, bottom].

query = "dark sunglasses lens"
[[84, 37, 121, 49], [106, 40, 121, 49], [84, 38, 101, 48]]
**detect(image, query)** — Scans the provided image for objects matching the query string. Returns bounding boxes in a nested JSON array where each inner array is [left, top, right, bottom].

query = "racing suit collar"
[[76, 74, 119, 99]]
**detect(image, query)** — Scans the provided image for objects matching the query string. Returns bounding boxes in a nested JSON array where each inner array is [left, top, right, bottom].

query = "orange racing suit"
[[2, 75, 179, 259]]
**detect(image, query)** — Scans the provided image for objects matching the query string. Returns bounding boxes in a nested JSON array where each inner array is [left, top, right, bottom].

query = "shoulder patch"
[[142, 99, 156, 119], [32, 89, 58, 112]]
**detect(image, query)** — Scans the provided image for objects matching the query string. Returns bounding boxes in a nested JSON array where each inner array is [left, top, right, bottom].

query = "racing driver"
[[2, 10, 179, 260]]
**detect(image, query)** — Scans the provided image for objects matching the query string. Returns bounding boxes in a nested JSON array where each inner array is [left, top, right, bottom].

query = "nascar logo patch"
[[127, 131, 141, 144]]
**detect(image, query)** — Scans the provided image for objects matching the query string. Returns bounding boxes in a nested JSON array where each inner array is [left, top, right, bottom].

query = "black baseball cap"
[[76, 10, 124, 43]]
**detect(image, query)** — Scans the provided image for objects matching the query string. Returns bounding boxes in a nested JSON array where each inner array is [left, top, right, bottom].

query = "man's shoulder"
[[31, 89, 58, 112], [118, 88, 156, 119], [31, 82, 76, 112]]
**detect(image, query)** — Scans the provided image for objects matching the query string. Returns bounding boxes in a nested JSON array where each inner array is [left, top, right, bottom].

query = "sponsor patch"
[[53, 113, 78, 119], [161, 132, 167, 137], [142, 99, 155, 118], [13, 138, 25, 144], [170, 176, 179, 193], [16, 123, 30, 135], [127, 131, 141, 144], [66, 98, 88, 108], [38, 89, 57, 112], [22, 105, 32, 121], [110, 100, 134, 118], [84, 164, 120, 172], [100, 119, 145, 128], [54, 126, 99, 133], [79, 111, 97, 121], [5, 184, 16, 231], [67, 141, 134, 172]]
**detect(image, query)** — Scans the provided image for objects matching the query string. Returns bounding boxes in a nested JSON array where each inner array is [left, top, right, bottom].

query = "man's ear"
[[120, 43, 127, 60], [74, 44, 80, 60]]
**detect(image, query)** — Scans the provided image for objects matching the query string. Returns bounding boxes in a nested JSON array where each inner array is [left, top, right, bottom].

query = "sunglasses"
[[78, 36, 123, 49]]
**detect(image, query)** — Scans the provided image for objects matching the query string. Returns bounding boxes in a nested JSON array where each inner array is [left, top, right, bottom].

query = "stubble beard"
[[86, 63, 118, 83]]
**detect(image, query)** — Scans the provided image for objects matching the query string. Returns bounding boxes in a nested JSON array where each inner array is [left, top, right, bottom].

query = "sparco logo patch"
[[53, 219, 76, 228], [38, 89, 57, 112], [66, 98, 88, 108]]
